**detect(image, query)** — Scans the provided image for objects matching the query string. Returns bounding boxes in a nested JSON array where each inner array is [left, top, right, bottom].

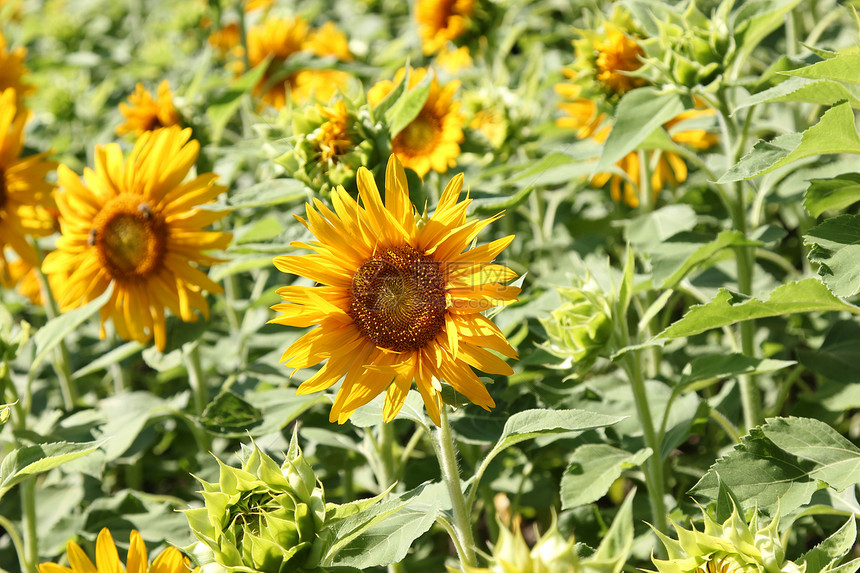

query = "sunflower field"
[[2, 0, 860, 572]]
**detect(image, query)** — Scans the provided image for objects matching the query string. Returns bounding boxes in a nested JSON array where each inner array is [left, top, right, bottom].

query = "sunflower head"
[[653, 503, 808, 573], [368, 67, 464, 178], [277, 97, 382, 194], [0, 31, 34, 111], [416, 0, 475, 55], [37, 528, 191, 573], [0, 87, 57, 270], [270, 154, 519, 425], [42, 126, 231, 351], [244, 17, 352, 108], [184, 436, 327, 573], [116, 80, 181, 136]]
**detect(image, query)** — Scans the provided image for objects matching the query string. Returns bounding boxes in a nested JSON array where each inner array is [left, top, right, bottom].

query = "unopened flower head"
[[540, 280, 612, 370], [184, 436, 327, 573]]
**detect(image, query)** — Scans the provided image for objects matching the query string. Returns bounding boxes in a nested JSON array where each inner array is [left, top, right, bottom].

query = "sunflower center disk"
[[92, 196, 167, 280], [350, 245, 446, 352], [395, 112, 440, 155]]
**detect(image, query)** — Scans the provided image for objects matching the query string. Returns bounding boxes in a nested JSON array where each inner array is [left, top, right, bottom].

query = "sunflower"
[[42, 126, 231, 351], [0, 88, 56, 273], [314, 99, 354, 165], [367, 67, 464, 177], [270, 155, 519, 425], [435, 45, 473, 73], [592, 24, 646, 95], [37, 528, 191, 573], [416, 0, 475, 55], [590, 107, 716, 208], [246, 17, 352, 108], [116, 80, 181, 137], [0, 31, 34, 111]]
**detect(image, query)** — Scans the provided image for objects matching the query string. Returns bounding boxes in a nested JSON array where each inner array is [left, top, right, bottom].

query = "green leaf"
[[595, 88, 685, 172], [733, 78, 860, 114], [649, 230, 757, 289], [762, 417, 860, 493], [227, 179, 307, 209], [385, 69, 433, 138], [714, 478, 744, 523], [0, 441, 101, 499], [689, 428, 818, 514], [470, 185, 534, 215], [626, 204, 697, 251], [95, 392, 170, 461], [32, 286, 114, 375], [560, 445, 651, 509], [784, 53, 860, 85], [72, 341, 144, 380], [588, 490, 635, 573], [207, 59, 270, 143], [200, 391, 264, 435], [731, 0, 804, 72], [659, 279, 860, 339], [349, 391, 428, 430], [805, 214, 860, 296], [692, 417, 860, 514], [679, 353, 795, 388], [800, 517, 857, 573], [804, 174, 860, 217], [797, 321, 860, 384], [718, 103, 860, 183]]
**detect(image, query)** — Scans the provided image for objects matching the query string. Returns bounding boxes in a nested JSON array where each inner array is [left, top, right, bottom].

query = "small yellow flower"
[[0, 88, 56, 272], [246, 17, 352, 108], [271, 155, 519, 425], [368, 67, 464, 177], [315, 99, 355, 165], [37, 528, 191, 573], [593, 24, 646, 95], [0, 31, 34, 111], [436, 45, 473, 74], [43, 127, 231, 351], [207, 22, 243, 59], [116, 80, 181, 137], [416, 0, 475, 55]]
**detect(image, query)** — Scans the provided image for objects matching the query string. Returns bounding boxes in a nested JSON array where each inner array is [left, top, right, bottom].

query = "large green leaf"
[[32, 286, 114, 375], [733, 78, 860, 114], [800, 518, 857, 573], [678, 353, 795, 389], [784, 53, 860, 85], [595, 88, 685, 172], [207, 59, 269, 143], [625, 204, 697, 251], [804, 174, 860, 218], [0, 441, 101, 499], [797, 321, 860, 384], [659, 279, 860, 339], [692, 417, 860, 514], [805, 214, 860, 297], [200, 391, 264, 435], [649, 230, 757, 288], [560, 445, 651, 509], [731, 0, 804, 74], [718, 103, 860, 183], [385, 69, 433, 138]]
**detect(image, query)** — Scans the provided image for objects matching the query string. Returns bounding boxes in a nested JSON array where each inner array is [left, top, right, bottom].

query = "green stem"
[[378, 422, 397, 492], [0, 514, 27, 573], [21, 477, 38, 571], [183, 342, 207, 416], [433, 407, 477, 568]]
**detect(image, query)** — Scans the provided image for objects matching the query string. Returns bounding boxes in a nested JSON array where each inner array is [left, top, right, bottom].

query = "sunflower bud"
[[653, 505, 807, 573], [459, 516, 580, 573], [540, 285, 613, 369], [183, 433, 327, 573]]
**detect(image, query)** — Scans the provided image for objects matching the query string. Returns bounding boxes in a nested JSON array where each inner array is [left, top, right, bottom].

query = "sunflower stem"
[[183, 342, 208, 415], [32, 244, 78, 410], [0, 514, 26, 573], [21, 476, 38, 571], [433, 406, 477, 568], [378, 421, 398, 492]]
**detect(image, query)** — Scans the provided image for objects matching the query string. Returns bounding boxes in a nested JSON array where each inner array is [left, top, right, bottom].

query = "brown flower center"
[[350, 245, 446, 351], [394, 110, 441, 157], [91, 195, 167, 280]]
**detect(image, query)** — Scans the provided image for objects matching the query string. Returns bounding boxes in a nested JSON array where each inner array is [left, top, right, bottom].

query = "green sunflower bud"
[[652, 504, 806, 573], [184, 433, 327, 573], [540, 285, 613, 369]]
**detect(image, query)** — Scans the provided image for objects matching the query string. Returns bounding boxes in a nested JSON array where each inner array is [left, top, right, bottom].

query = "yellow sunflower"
[[593, 24, 646, 95], [116, 80, 181, 137], [416, 0, 475, 55], [37, 528, 191, 573], [270, 155, 519, 425], [315, 99, 354, 165], [0, 88, 56, 271], [590, 106, 717, 208], [0, 31, 34, 111], [435, 45, 473, 73], [42, 126, 231, 351], [367, 67, 464, 177], [246, 17, 352, 108]]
